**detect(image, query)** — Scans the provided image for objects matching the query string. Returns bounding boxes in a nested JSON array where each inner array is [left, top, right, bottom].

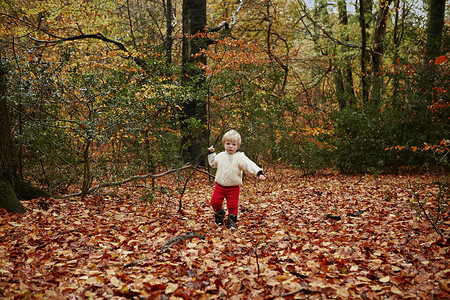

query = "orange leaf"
[[434, 55, 448, 65], [224, 255, 237, 261]]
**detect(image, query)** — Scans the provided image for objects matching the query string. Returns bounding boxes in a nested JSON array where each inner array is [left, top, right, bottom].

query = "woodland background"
[[0, 0, 449, 298]]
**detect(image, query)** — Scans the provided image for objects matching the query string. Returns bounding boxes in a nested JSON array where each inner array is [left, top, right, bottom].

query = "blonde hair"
[[222, 129, 241, 147]]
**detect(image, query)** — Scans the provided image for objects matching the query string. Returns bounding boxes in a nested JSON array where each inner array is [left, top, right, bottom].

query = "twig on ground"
[[123, 231, 205, 268], [407, 181, 445, 239], [266, 288, 321, 299], [402, 232, 418, 264], [158, 231, 205, 254], [354, 176, 364, 185], [348, 209, 366, 217], [326, 214, 341, 220], [254, 245, 260, 279]]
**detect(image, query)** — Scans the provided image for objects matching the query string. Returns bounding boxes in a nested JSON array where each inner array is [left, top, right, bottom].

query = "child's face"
[[224, 140, 238, 154]]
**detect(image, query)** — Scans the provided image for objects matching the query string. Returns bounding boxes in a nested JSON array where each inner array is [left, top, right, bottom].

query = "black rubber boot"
[[214, 209, 225, 226], [227, 214, 238, 229]]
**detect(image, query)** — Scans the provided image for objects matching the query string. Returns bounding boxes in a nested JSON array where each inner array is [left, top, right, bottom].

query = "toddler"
[[207, 130, 265, 229]]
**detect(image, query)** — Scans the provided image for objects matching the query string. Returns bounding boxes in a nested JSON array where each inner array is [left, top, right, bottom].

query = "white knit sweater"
[[208, 151, 262, 186]]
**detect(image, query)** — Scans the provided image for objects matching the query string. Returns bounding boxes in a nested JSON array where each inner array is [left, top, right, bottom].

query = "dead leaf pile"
[[1, 168, 448, 299]]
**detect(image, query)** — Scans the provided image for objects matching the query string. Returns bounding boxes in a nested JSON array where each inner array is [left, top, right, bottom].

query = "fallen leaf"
[[370, 285, 383, 291], [391, 286, 403, 295], [165, 283, 179, 294], [110, 276, 122, 288], [391, 266, 401, 272], [85, 276, 103, 285], [350, 265, 359, 271], [337, 287, 349, 298]]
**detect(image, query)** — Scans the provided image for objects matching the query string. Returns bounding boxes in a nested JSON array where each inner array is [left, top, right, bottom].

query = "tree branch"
[[62, 164, 196, 198], [265, 5, 289, 93], [296, 8, 366, 52], [209, 0, 246, 33], [408, 181, 445, 239], [28, 33, 129, 52], [26, 30, 152, 72]]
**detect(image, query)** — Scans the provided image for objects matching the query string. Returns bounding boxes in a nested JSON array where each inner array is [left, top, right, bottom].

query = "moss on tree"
[[17, 179, 51, 200], [0, 178, 25, 214]]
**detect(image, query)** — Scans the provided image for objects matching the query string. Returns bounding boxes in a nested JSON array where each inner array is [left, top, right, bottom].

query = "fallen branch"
[[254, 245, 261, 279], [63, 164, 193, 198], [266, 288, 321, 300], [402, 232, 418, 264], [326, 214, 341, 221], [348, 209, 366, 217], [124, 231, 205, 268], [159, 231, 205, 254], [354, 176, 365, 185]]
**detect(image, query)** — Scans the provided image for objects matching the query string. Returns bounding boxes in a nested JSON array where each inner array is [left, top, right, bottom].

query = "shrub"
[[326, 105, 409, 173]]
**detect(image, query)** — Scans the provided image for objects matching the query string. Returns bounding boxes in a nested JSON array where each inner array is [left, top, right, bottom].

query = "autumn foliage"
[[1, 169, 448, 299]]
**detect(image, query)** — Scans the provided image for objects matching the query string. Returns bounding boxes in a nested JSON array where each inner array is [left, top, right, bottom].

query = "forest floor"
[[0, 167, 449, 299]]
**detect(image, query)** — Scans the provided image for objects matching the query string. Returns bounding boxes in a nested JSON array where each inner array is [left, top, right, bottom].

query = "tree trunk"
[[0, 52, 50, 213], [334, 69, 347, 110], [164, 0, 173, 66], [0, 54, 25, 213], [81, 140, 91, 199], [341, 0, 356, 106], [418, 0, 446, 108], [335, 0, 356, 109], [371, 0, 393, 106], [334, 0, 346, 109], [181, 0, 208, 163], [359, 0, 370, 103], [391, 0, 403, 104], [424, 0, 445, 65]]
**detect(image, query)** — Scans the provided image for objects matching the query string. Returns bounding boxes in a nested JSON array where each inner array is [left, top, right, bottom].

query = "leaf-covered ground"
[[1, 168, 449, 299]]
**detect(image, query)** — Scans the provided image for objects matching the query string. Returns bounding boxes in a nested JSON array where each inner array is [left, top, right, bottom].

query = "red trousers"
[[211, 183, 240, 215]]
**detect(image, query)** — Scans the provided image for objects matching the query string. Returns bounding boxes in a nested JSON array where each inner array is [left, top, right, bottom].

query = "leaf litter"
[[0, 168, 448, 299]]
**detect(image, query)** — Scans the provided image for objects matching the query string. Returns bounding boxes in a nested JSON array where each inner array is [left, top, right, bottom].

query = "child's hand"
[[208, 146, 215, 152], [258, 174, 266, 181]]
